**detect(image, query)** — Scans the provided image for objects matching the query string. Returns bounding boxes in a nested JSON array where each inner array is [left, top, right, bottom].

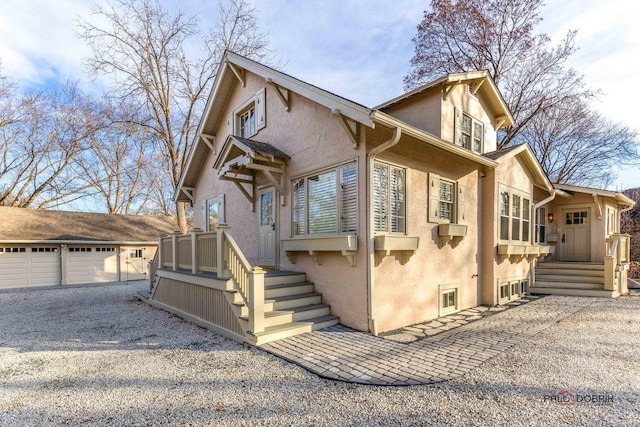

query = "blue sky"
[[1, 0, 639, 189]]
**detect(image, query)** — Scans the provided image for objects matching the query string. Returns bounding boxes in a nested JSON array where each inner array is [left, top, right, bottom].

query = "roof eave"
[[372, 111, 498, 168]]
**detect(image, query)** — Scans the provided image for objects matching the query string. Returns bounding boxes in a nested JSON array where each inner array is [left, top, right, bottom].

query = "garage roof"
[[0, 207, 177, 243]]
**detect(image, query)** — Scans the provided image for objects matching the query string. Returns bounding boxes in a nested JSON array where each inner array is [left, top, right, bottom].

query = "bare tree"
[[75, 99, 157, 214], [0, 82, 96, 208], [76, 0, 272, 231], [404, 0, 638, 186]]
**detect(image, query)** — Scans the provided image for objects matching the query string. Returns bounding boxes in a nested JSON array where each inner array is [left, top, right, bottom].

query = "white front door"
[[561, 209, 591, 262], [258, 187, 277, 267]]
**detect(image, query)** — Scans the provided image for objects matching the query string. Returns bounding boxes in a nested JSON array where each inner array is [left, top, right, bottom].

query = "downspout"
[[619, 204, 634, 233], [531, 190, 557, 245], [530, 189, 557, 287], [367, 126, 402, 335]]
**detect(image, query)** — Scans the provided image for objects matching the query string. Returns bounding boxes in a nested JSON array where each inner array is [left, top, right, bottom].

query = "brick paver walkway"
[[261, 296, 594, 385]]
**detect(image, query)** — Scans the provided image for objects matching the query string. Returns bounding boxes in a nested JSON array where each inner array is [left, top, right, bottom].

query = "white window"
[[536, 207, 546, 243], [239, 106, 256, 138], [499, 188, 531, 243], [499, 277, 529, 303], [429, 173, 465, 224], [373, 161, 405, 233], [227, 88, 266, 138], [456, 110, 484, 153], [292, 162, 357, 236], [439, 285, 458, 315], [205, 195, 225, 232]]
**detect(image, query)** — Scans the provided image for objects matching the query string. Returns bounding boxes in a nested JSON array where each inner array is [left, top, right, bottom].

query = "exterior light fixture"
[[547, 213, 554, 223]]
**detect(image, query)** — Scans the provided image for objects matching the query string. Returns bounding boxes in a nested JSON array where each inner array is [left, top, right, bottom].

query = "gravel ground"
[[0, 281, 639, 426]]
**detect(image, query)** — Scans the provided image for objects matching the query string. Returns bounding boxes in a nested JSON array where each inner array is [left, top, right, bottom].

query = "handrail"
[[222, 230, 265, 334], [148, 250, 159, 293], [155, 227, 265, 334]]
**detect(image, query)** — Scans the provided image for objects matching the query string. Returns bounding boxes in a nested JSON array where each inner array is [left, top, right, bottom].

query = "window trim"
[[373, 160, 406, 234], [291, 161, 358, 238], [439, 284, 459, 316], [455, 109, 484, 154], [227, 88, 266, 139], [498, 276, 529, 304], [205, 195, 225, 232], [429, 173, 465, 225], [498, 186, 532, 244]]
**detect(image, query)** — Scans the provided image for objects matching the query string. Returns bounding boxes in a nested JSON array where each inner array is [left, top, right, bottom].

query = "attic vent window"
[[468, 83, 474, 95]]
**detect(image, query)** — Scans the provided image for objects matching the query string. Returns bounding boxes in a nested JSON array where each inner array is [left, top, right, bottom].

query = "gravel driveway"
[[1, 281, 639, 426]]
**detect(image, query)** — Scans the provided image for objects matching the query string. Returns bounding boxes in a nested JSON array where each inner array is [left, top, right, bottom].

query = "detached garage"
[[0, 207, 176, 289]]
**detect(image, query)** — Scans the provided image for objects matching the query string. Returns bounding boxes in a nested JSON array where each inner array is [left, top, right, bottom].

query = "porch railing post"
[[157, 234, 163, 268], [249, 267, 265, 334], [604, 255, 615, 291], [191, 228, 201, 274], [171, 231, 180, 271], [216, 224, 230, 277]]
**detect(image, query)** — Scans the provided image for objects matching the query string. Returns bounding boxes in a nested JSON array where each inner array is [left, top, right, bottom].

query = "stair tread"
[[265, 281, 313, 289], [269, 292, 321, 302], [250, 315, 338, 337]]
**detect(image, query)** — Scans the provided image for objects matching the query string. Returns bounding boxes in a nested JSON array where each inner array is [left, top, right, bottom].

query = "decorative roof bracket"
[[331, 108, 359, 149], [199, 133, 215, 153], [265, 77, 289, 111], [180, 187, 194, 203], [592, 194, 603, 219], [442, 80, 461, 100], [227, 62, 245, 87]]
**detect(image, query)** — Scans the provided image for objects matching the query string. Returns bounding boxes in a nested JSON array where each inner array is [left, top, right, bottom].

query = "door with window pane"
[[258, 187, 277, 267], [561, 209, 590, 261]]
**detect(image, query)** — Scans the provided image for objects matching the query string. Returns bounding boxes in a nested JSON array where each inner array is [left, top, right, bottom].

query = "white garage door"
[[67, 246, 118, 285], [0, 246, 60, 289]]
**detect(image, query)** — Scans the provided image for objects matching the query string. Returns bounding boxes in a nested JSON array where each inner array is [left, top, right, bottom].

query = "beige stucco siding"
[[483, 155, 536, 305], [370, 142, 483, 333], [382, 89, 442, 137], [192, 69, 370, 331], [441, 85, 498, 153]]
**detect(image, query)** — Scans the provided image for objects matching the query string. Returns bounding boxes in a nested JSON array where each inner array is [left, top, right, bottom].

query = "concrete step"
[[535, 280, 602, 290], [246, 314, 339, 346], [535, 274, 604, 284], [240, 304, 333, 328], [264, 281, 315, 298], [264, 272, 306, 286], [529, 286, 618, 298], [537, 262, 604, 271], [270, 292, 322, 310], [535, 268, 604, 277]]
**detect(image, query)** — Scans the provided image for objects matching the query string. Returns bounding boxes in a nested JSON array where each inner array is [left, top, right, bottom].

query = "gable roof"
[[483, 143, 553, 192], [176, 51, 374, 201], [554, 184, 635, 206], [0, 207, 177, 243], [376, 71, 514, 128]]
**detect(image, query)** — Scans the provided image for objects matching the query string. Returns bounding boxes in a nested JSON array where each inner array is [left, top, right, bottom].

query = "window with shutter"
[[428, 173, 463, 224], [373, 161, 405, 233], [232, 89, 266, 138], [291, 162, 357, 236]]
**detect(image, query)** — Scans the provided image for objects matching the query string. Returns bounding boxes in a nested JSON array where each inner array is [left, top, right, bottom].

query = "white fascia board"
[[372, 111, 498, 168], [0, 240, 160, 245]]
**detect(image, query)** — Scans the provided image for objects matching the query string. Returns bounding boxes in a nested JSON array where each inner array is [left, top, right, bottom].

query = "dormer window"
[[456, 109, 484, 153], [226, 88, 266, 138]]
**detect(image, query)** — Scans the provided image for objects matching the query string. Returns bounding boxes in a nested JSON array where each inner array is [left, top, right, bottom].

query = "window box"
[[282, 235, 358, 267], [373, 235, 419, 265], [538, 245, 555, 256], [498, 244, 554, 259], [438, 223, 468, 240]]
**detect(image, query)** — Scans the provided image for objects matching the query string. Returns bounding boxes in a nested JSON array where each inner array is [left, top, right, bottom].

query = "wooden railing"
[[148, 250, 159, 293], [604, 233, 631, 291], [155, 226, 265, 334]]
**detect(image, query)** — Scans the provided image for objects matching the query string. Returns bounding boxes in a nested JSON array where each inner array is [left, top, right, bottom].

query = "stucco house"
[[145, 51, 633, 345], [0, 207, 176, 289]]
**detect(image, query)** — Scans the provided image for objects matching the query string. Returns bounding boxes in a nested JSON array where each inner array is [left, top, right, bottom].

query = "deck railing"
[[156, 226, 265, 334], [604, 233, 631, 291]]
